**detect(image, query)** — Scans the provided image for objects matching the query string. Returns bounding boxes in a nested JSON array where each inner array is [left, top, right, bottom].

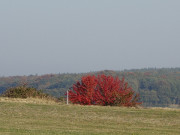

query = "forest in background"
[[0, 68, 180, 107]]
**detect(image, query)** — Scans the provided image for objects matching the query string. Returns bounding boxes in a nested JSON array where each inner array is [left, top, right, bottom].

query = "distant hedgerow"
[[68, 74, 142, 107]]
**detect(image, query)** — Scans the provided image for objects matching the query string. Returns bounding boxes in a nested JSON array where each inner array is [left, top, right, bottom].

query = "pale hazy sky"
[[0, 0, 180, 76]]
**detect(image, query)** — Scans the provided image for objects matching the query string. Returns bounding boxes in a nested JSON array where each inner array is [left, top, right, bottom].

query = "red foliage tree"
[[68, 75, 98, 105], [68, 74, 141, 107]]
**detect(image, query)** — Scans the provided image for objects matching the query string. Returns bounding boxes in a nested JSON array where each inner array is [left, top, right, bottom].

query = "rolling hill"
[[0, 98, 179, 135], [0, 68, 180, 107]]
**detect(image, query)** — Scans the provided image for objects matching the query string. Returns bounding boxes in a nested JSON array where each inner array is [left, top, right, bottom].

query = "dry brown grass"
[[0, 97, 59, 105]]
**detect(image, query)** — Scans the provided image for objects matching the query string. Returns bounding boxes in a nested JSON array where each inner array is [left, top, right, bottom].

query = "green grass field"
[[0, 98, 179, 135]]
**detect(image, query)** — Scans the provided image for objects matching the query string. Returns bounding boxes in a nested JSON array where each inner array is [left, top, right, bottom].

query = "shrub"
[[68, 75, 97, 105], [68, 74, 141, 107], [2, 85, 57, 101]]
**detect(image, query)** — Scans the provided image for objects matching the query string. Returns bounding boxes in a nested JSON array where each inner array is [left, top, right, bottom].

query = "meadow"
[[0, 98, 179, 135]]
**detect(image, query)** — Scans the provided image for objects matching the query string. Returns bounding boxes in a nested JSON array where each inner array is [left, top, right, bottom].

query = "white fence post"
[[67, 90, 69, 105]]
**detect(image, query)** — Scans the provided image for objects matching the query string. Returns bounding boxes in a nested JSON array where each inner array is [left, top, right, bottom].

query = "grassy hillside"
[[0, 98, 179, 135]]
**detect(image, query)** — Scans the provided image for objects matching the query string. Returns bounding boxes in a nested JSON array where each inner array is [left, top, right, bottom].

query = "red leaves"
[[68, 74, 141, 107], [68, 75, 97, 105]]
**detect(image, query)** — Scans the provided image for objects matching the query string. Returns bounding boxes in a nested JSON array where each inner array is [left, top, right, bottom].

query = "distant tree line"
[[0, 68, 180, 107]]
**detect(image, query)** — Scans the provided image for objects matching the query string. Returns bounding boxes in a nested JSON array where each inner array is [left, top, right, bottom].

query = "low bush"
[[2, 85, 57, 101], [68, 74, 142, 107]]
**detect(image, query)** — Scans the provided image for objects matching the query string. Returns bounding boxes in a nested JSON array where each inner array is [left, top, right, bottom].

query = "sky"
[[0, 0, 180, 76]]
